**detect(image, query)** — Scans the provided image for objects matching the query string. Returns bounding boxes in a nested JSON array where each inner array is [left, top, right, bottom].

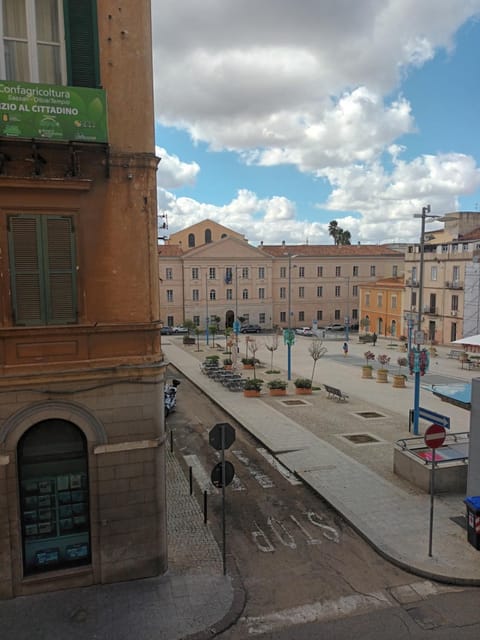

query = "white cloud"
[[155, 146, 199, 189], [152, 1, 480, 244]]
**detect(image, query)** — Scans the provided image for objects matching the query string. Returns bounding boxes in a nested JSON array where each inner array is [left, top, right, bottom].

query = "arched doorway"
[[225, 310, 234, 328], [18, 420, 90, 576]]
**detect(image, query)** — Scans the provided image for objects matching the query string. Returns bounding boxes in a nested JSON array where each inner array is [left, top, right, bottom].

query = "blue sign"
[[418, 407, 450, 429], [233, 320, 241, 334]]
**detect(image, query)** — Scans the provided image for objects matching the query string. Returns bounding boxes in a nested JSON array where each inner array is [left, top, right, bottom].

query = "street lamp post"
[[412, 204, 430, 435], [205, 271, 209, 346], [287, 254, 293, 380]]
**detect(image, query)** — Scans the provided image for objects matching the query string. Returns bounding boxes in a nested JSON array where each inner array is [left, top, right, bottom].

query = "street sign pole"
[[221, 424, 226, 575], [424, 424, 446, 558]]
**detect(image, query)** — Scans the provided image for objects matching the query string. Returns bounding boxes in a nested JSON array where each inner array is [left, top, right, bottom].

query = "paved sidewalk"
[[163, 335, 480, 585], [0, 449, 243, 640]]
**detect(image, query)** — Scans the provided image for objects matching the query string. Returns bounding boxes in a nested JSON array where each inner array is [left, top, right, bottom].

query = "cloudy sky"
[[151, 1, 480, 246]]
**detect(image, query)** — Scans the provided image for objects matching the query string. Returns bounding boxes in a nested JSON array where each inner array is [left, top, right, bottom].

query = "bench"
[[447, 349, 464, 359], [323, 384, 349, 402], [358, 335, 373, 344]]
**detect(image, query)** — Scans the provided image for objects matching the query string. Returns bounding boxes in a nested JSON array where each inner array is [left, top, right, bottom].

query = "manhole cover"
[[355, 411, 385, 419], [281, 399, 308, 406], [342, 433, 380, 444]]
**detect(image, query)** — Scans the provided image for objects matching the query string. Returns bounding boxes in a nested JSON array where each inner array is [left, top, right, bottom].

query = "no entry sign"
[[424, 424, 446, 449]]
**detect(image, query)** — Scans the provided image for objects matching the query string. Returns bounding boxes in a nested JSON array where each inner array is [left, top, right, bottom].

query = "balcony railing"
[[445, 281, 463, 289], [423, 306, 439, 315], [406, 278, 419, 287]]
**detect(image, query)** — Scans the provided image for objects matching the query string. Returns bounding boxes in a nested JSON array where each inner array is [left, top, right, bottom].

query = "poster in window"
[[38, 509, 52, 522], [60, 518, 74, 532], [38, 480, 53, 495], [37, 495, 51, 508], [23, 481, 38, 495], [66, 543, 89, 560], [38, 522, 53, 535], [57, 475, 70, 491], [24, 510, 37, 524], [58, 491, 72, 505], [69, 474, 82, 489], [35, 548, 59, 566], [59, 505, 72, 519], [23, 496, 38, 509], [25, 524, 38, 537]]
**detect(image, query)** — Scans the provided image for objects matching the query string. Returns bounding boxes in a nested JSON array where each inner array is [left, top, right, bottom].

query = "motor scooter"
[[164, 379, 180, 417]]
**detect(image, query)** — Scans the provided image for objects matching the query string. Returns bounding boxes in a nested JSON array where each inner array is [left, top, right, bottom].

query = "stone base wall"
[[0, 364, 167, 598]]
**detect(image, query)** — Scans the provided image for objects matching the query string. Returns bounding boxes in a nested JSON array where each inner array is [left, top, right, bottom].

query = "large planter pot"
[[243, 364, 254, 370], [362, 366, 373, 379], [269, 389, 287, 396], [183, 337, 195, 345], [392, 374, 406, 388], [376, 369, 388, 383], [243, 389, 260, 397], [295, 387, 312, 395], [224, 364, 233, 371]]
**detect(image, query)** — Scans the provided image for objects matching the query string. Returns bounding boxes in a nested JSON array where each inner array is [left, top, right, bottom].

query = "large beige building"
[[160, 221, 404, 331]]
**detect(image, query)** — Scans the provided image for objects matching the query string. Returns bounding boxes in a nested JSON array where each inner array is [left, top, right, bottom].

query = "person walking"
[[342, 342, 348, 357], [372, 332, 377, 346]]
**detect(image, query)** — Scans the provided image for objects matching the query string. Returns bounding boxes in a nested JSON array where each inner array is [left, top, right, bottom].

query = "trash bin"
[[464, 496, 480, 550]]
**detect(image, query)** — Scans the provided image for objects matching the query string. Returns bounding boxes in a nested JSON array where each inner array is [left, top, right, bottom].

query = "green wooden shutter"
[[8, 217, 44, 325], [44, 217, 77, 324], [63, 0, 100, 87], [8, 216, 77, 326]]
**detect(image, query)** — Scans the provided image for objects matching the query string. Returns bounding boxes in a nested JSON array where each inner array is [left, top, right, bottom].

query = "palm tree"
[[338, 229, 351, 245], [328, 220, 339, 244]]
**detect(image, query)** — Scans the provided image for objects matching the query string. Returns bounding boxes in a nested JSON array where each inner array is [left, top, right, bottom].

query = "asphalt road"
[[166, 367, 480, 639]]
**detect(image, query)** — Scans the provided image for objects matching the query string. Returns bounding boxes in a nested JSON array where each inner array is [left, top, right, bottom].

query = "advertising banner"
[[0, 80, 108, 142]]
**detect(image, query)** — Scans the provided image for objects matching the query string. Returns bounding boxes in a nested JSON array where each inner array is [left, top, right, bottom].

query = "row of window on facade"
[[165, 284, 359, 303], [165, 308, 359, 327], [408, 265, 462, 284], [164, 265, 394, 281], [363, 291, 460, 313]]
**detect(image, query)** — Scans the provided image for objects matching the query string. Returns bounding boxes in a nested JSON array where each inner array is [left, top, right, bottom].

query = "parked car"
[[325, 323, 345, 331], [171, 325, 188, 334], [240, 324, 262, 333], [295, 327, 313, 336], [160, 326, 173, 335]]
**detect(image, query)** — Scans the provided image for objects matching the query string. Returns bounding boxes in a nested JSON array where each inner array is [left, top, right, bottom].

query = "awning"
[[452, 334, 480, 347], [430, 382, 471, 410]]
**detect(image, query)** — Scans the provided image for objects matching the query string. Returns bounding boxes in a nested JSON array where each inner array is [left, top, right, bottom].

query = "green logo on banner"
[[0, 81, 108, 143]]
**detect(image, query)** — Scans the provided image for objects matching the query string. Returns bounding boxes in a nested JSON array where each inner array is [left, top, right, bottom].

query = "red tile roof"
[[260, 244, 402, 257], [158, 245, 183, 256]]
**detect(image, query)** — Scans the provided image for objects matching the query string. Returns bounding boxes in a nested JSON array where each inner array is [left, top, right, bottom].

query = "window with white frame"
[[453, 265, 460, 283], [1, 0, 100, 87], [451, 295, 458, 311], [258, 266, 265, 279], [226, 288, 233, 300], [192, 267, 199, 280], [298, 286, 304, 298], [431, 266, 437, 281], [166, 290, 173, 302], [335, 286, 341, 297], [242, 267, 249, 279], [280, 287, 286, 299], [242, 288, 248, 299], [298, 266, 305, 278], [209, 267, 216, 280], [258, 288, 265, 299], [280, 266, 286, 278], [192, 289, 199, 301], [209, 289, 216, 300], [166, 267, 173, 280], [352, 285, 358, 297]]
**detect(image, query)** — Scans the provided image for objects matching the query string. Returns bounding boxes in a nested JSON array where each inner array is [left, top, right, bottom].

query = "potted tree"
[[243, 378, 263, 397], [393, 357, 408, 388], [182, 319, 196, 345], [266, 379, 287, 396], [241, 357, 256, 370], [223, 357, 233, 370], [294, 378, 312, 395], [362, 351, 375, 378], [376, 354, 390, 383]]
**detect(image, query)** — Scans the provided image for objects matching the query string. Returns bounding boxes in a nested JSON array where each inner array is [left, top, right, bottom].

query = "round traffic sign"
[[209, 422, 236, 451], [424, 424, 446, 449], [211, 461, 235, 488]]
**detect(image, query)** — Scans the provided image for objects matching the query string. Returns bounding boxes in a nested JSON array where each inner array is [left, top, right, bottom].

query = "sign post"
[[209, 423, 236, 575], [424, 424, 446, 557]]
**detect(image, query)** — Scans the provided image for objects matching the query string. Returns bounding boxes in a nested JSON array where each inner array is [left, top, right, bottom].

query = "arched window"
[[205, 228, 212, 244], [209, 289, 216, 300], [188, 233, 195, 248], [391, 320, 397, 336], [221, 233, 227, 239], [18, 420, 90, 575], [242, 288, 249, 300]]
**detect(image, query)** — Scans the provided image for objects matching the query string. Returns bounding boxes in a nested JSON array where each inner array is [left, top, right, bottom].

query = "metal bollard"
[[170, 429, 173, 453], [189, 466, 193, 495], [203, 490, 208, 524]]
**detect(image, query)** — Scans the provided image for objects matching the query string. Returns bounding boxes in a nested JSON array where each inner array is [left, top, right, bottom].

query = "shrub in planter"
[[294, 378, 312, 389], [223, 358, 233, 366], [266, 379, 287, 390], [183, 335, 195, 345], [243, 378, 263, 391], [206, 354, 220, 363]]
